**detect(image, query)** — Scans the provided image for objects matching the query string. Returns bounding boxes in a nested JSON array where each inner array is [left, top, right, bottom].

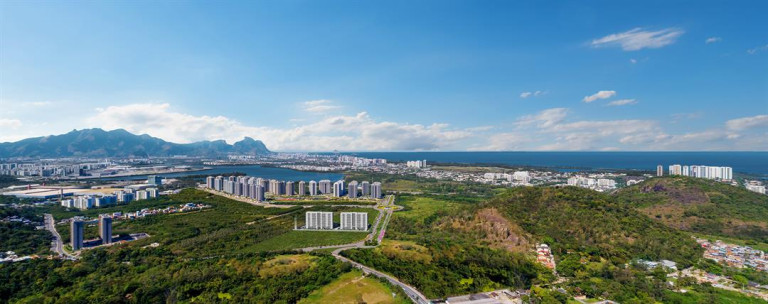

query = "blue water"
[[341, 152, 768, 176], [99, 165, 344, 182]]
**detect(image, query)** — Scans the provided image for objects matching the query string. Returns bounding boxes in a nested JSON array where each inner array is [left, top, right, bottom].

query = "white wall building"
[[305, 211, 333, 230], [340, 212, 368, 231]]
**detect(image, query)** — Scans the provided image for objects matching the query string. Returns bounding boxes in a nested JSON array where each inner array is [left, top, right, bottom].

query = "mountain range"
[[0, 128, 270, 158]]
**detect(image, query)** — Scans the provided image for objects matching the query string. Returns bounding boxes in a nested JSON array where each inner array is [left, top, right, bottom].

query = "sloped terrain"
[[616, 176, 768, 243]]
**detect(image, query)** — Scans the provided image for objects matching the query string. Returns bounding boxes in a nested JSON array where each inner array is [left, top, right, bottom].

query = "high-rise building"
[[319, 180, 332, 194], [214, 176, 224, 191], [340, 212, 367, 231], [99, 216, 113, 244], [348, 181, 358, 198], [657, 165, 663, 177], [148, 175, 162, 185], [71, 219, 84, 250], [309, 180, 318, 196], [333, 180, 345, 197], [147, 188, 158, 198], [371, 182, 382, 198], [285, 181, 294, 196], [361, 181, 371, 196], [255, 185, 265, 202], [206, 176, 214, 188], [298, 181, 306, 196], [136, 190, 149, 200], [305, 211, 333, 230], [669, 164, 682, 176]]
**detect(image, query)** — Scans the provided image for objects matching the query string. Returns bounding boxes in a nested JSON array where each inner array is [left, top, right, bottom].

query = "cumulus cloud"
[[520, 91, 545, 99], [591, 27, 684, 51], [726, 114, 768, 130], [85, 103, 471, 151], [705, 37, 722, 44], [747, 44, 768, 55], [607, 99, 638, 106], [302, 99, 341, 113], [583, 90, 616, 103]]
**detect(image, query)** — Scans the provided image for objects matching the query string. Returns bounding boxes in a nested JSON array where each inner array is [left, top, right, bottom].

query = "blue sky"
[[1, 0, 766, 151]]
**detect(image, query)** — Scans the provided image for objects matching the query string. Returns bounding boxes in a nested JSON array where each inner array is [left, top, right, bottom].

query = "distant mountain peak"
[[0, 128, 270, 158]]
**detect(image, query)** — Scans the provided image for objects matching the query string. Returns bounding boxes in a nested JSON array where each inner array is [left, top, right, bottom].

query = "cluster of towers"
[[70, 215, 112, 250], [205, 175, 382, 201]]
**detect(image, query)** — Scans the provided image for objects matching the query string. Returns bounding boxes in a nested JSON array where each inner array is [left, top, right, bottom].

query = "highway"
[[44, 214, 77, 260]]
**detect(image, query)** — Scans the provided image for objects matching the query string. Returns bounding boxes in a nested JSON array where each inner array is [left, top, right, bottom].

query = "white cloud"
[[516, 108, 568, 128], [85, 103, 471, 151], [607, 99, 637, 106], [747, 44, 768, 55], [591, 27, 684, 51], [520, 91, 545, 99], [583, 90, 616, 103], [726, 114, 768, 130], [705, 37, 722, 44], [629, 58, 637, 64], [302, 99, 341, 113]]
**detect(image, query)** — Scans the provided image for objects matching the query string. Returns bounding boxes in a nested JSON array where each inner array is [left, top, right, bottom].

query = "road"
[[296, 195, 430, 303], [332, 246, 431, 304], [44, 214, 77, 259]]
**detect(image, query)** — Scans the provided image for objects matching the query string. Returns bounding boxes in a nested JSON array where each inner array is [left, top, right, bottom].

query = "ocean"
[[341, 152, 768, 176]]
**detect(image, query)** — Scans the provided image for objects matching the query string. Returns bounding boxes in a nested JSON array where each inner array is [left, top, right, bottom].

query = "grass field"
[[299, 269, 410, 304], [250, 230, 368, 252], [395, 195, 462, 219]]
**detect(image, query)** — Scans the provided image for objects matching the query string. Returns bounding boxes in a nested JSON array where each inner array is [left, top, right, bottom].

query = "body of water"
[[341, 152, 768, 176], [99, 165, 344, 182]]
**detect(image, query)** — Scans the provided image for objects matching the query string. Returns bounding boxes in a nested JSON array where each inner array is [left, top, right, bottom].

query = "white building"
[[340, 212, 368, 231], [371, 182, 382, 198], [305, 211, 333, 230]]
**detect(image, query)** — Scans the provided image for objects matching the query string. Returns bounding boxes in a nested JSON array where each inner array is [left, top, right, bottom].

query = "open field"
[[250, 230, 368, 252], [299, 269, 410, 304], [394, 195, 463, 219]]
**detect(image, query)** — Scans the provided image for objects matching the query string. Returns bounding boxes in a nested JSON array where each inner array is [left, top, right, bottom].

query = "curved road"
[[332, 246, 431, 304], [297, 195, 431, 304], [44, 214, 77, 260]]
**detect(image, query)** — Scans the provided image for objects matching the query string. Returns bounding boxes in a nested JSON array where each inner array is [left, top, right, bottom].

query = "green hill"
[[344, 187, 704, 300], [615, 176, 768, 243]]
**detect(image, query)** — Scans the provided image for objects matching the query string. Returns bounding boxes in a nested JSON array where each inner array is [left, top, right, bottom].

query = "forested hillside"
[[615, 176, 768, 243], [344, 187, 708, 302]]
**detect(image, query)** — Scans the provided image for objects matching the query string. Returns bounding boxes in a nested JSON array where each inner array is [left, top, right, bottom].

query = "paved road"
[[332, 246, 431, 304], [44, 214, 77, 259]]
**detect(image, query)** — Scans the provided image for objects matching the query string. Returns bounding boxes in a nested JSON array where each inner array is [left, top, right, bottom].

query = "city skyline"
[[1, 1, 767, 151]]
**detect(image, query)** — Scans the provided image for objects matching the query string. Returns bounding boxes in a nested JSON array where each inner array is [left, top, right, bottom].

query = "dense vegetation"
[[0, 189, 386, 303], [0, 206, 51, 255], [616, 176, 768, 243], [487, 186, 703, 268], [344, 193, 553, 298], [344, 186, 719, 302], [0, 247, 349, 303]]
